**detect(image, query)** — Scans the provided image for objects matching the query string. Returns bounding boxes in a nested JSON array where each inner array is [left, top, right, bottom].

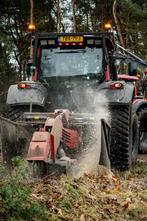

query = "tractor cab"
[[31, 33, 114, 81], [40, 43, 103, 81], [27, 33, 115, 111]]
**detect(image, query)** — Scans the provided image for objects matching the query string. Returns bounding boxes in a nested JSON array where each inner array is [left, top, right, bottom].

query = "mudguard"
[[133, 99, 147, 113], [6, 81, 48, 107], [98, 81, 135, 105]]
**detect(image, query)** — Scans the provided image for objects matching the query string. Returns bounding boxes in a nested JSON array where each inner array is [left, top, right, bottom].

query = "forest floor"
[[0, 155, 147, 221]]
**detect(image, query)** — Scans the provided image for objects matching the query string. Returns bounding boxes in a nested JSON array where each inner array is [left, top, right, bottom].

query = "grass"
[[140, 190, 147, 202], [0, 157, 49, 221], [133, 161, 147, 175]]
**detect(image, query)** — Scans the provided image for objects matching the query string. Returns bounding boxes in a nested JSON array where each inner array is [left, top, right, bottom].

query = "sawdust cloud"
[[68, 87, 111, 178]]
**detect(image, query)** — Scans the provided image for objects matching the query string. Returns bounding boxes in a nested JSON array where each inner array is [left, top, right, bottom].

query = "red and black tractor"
[[1, 32, 147, 176]]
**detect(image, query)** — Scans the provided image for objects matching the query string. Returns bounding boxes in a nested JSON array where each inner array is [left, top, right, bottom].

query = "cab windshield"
[[39, 47, 103, 78]]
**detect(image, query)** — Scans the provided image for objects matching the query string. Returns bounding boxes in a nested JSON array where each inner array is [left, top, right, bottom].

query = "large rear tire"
[[137, 107, 147, 153], [110, 105, 139, 171]]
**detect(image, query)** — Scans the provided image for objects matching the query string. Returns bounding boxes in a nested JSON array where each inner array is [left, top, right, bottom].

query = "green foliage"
[[128, 207, 147, 221], [117, 0, 147, 59], [0, 41, 16, 113], [0, 158, 49, 221], [133, 162, 147, 175], [140, 189, 147, 202], [56, 180, 81, 212], [75, 0, 113, 32], [58, 197, 73, 212], [11, 156, 23, 167], [115, 161, 147, 179]]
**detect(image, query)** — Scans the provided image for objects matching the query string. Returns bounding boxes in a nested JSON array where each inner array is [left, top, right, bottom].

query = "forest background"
[[0, 0, 147, 112]]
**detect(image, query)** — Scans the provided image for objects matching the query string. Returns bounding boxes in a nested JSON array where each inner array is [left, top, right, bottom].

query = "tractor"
[[0, 32, 147, 176]]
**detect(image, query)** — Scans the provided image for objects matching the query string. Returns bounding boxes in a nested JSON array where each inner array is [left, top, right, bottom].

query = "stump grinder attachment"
[[0, 109, 111, 177]]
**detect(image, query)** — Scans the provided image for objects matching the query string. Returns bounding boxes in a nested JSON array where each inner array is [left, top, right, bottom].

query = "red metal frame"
[[27, 131, 51, 162], [50, 134, 55, 162], [62, 128, 78, 149], [32, 67, 38, 81], [27, 109, 79, 163], [105, 65, 110, 81]]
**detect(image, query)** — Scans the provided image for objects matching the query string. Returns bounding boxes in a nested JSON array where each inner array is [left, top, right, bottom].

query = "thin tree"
[[29, 0, 34, 61], [57, 0, 61, 32], [113, 0, 125, 48], [30, 0, 34, 25], [72, 0, 77, 32]]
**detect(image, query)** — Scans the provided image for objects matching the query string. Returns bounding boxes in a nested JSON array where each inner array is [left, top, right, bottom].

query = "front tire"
[[7, 105, 44, 121]]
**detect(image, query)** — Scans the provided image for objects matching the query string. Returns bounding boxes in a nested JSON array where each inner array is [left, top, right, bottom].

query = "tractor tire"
[[7, 106, 27, 121], [137, 107, 147, 153], [110, 105, 139, 171]]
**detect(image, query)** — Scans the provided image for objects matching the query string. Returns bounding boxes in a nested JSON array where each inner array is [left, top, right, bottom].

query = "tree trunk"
[[72, 0, 77, 32], [30, 0, 34, 24], [112, 0, 125, 48], [125, 11, 131, 48], [30, 0, 34, 61], [57, 0, 61, 32]]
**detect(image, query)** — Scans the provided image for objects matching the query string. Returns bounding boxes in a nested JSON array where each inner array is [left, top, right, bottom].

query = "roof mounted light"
[[104, 22, 112, 30], [28, 23, 36, 31]]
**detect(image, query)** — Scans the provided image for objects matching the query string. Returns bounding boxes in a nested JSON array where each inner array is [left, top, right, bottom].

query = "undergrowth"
[[0, 157, 147, 221], [0, 156, 49, 221]]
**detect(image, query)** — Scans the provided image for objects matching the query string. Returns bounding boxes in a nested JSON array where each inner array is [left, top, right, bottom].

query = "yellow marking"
[[59, 36, 83, 42], [34, 116, 40, 120]]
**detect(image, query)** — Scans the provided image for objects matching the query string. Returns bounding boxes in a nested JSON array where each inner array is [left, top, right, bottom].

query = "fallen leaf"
[[31, 193, 43, 200], [80, 214, 85, 221]]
